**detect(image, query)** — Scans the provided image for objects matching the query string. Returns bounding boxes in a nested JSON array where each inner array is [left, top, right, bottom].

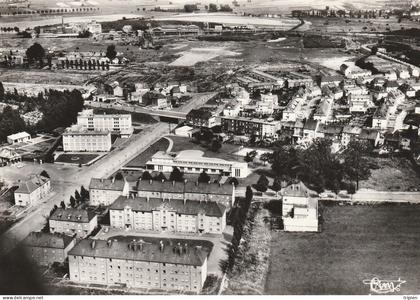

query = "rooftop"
[[49, 208, 96, 223], [22, 232, 74, 249], [7, 131, 30, 140], [89, 178, 126, 191], [15, 175, 49, 194], [136, 180, 233, 196]]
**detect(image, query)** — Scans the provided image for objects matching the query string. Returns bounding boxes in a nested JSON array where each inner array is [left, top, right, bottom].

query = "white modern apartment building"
[[77, 109, 133, 138], [62, 125, 112, 152], [146, 150, 249, 178]]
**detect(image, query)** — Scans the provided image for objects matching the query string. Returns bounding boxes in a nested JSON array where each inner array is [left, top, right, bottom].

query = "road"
[[0, 92, 215, 255]]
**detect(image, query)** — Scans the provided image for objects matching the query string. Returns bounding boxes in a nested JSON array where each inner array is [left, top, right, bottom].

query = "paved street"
[[0, 92, 215, 255]]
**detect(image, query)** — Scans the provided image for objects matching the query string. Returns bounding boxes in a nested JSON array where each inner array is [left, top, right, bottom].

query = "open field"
[[123, 137, 169, 168], [55, 153, 100, 165], [265, 203, 420, 295], [359, 157, 420, 192], [169, 47, 240, 67]]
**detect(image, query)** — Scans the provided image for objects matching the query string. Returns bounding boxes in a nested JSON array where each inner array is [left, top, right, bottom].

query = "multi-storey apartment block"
[[76, 109, 133, 137], [68, 238, 210, 293], [136, 180, 235, 208], [109, 196, 226, 234], [14, 174, 51, 207], [49, 208, 98, 238], [22, 232, 76, 266], [89, 178, 130, 206], [221, 116, 281, 138], [62, 126, 112, 152]]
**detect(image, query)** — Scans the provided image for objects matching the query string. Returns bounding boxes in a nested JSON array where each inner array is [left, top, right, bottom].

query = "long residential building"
[[62, 125, 112, 152], [49, 208, 98, 238], [89, 178, 130, 206], [68, 238, 210, 293], [22, 232, 76, 266], [76, 109, 133, 137], [136, 180, 235, 208], [146, 150, 249, 178], [109, 196, 226, 234], [221, 116, 281, 138]]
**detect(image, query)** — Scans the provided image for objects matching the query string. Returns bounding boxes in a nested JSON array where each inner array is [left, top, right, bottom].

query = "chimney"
[[183, 198, 186, 205], [131, 193, 134, 199], [100, 178, 104, 183], [159, 240, 164, 252], [107, 239, 112, 248], [184, 243, 188, 254], [161, 179, 164, 183], [91, 240, 96, 249], [146, 196, 149, 202], [172, 180, 175, 186], [179, 245, 183, 256], [195, 181, 198, 186], [112, 177, 115, 183], [184, 179, 187, 184], [149, 179, 152, 184], [126, 194, 129, 199]]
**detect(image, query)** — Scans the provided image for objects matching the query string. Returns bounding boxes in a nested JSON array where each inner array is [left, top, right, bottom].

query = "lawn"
[[124, 138, 170, 168], [265, 203, 420, 295], [55, 153, 100, 165], [359, 157, 420, 191], [169, 136, 241, 162]]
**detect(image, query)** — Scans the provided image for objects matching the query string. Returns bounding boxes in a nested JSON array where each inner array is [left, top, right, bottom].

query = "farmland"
[[265, 203, 420, 295]]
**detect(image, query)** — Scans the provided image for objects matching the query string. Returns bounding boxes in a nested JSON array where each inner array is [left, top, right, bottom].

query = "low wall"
[[351, 190, 420, 203]]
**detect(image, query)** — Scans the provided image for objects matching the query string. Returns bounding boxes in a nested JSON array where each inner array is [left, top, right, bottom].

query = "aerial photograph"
[[0, 0, 419, 297]]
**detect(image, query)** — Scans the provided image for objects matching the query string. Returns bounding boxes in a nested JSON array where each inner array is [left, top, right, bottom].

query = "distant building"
[[21, 111, 43, 126], [186, 108, 218, 129], [76, 109, 133, 138], [146, 150, 249, 178], [89, 178, 130, 206], [0, 147, 22, 165], [62, 126, 112, 152], [110, 196, 226, 234], [282, 181, 318, 232], [7, 132, 31, 144], [49, 208, 98, 238], [14, 175, 51, 207], [221, 116, 281, 138], [68, 237, 210, 293], [136, 180, 235, 208], [22, 232, 76, 266]]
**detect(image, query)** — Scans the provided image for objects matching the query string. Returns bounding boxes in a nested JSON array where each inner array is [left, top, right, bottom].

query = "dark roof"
[[317, 124, 343, 135], [358, 128, 379, 141], [89, 178, 126, 191], [110, 196, 226, 217], [50, 208, 96, 223], [22, 232, 75, 249], [283, 181, 311, 198], [69, 238, 209, 266], [15, 175, 49, 194], [186, 108, 213, 120], [136, 180, 233, 196], [386, 81, 399, 88], [303, 119, 318, 131]]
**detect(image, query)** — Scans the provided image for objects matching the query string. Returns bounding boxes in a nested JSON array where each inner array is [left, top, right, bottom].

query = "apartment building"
[[221, 116, 281, 139], [22, 232, 76, 266], [146, 150, 249, 178], [68, 238, 210, 293], [109, 196, 226, 234], [136, 180, 235, 208], [49, 208, 98, 238], [14, 175, 51, 207], [89, 178, 130, 206], [281, 181, 318, 232], [348, 94, 374, 113], [76, 109, 133, 137], [186, 108, 218, 129], [62, 126, 112, 152]]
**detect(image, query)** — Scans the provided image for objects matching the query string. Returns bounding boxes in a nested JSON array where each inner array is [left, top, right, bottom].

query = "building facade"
[[14, 175, 51, 207], [109, 196, 226, 234], [62, 127, 112, 152], [49, 208, 98, 238], [68, 238, 209, 293], [221, 116, 281, 138], [76, 109, 133, 137], [7, 131, 31, 144], [22, 232, 76, 266], [89, 178, 130, 206]]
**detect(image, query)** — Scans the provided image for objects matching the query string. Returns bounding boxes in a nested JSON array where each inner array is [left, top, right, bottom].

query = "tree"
[[154, 172, 167, 182], [141, 171, 152, 181], [245, 186, 253, 202], [75, 190, 81, 202], [209, 3, 218, 12], [254, 175, 269, 192], [341, 140, 372, 190], [115, 172, 124, 181], [60, 201, 66, 209], [271, 177, 283, 192], [184, 4, 198, 12], [244, 150, 257, 163], [80, 185, 89, 201], [26, 43, 45, 64], [106, 44, 117, 61], [198, 171, 211, 183], [210, 139, 222, 152], [0, 82, 4, 101], [260, 152, 272, 165], [169, 167, 184, 182], [69, 196, 76, 208], [40, 170, 50, 178], [228, 177, 239, 186]]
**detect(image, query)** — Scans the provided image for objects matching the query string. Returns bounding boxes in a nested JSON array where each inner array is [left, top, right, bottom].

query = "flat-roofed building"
[[49, 208, 98, 238], [14, 175, 51, 207], [136, 180, 235, 208], [7, 131, 31, 144], [62, 125, 112, 152], [146, 150, 249, 178], [68, 238, 210, 293], [22, 232, 76, 266], [282, 181, 318, 232], [89, 178, 130, 206], [76, 109, 133, 138], [110, 196, 226, 234]]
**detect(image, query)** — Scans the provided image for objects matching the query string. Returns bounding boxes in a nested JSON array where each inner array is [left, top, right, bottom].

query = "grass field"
[[359, 157, 420, 191], [265, 203, 420, 295], [124, 137, 169, 168], [55, 153, 100, 165]]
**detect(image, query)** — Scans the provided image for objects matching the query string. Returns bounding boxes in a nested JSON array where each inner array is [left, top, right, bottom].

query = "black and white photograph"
[[0, 0, 419, 298]]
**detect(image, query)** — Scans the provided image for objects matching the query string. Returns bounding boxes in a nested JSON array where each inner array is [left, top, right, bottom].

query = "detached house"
[[14, 175, 51, 207]]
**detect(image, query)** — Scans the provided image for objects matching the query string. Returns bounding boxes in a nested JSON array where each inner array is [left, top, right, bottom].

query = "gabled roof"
[[7, 131, 30, 140], [136, 180, 233, 196], [22, 232, 75, 249], [15, 175, 49, 194], [110, 196, 226, 217], [50, 208, 96, 223], [283, 181, 310, 198], [186, 108, 213, 120], [89, 178, 126, 191]]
